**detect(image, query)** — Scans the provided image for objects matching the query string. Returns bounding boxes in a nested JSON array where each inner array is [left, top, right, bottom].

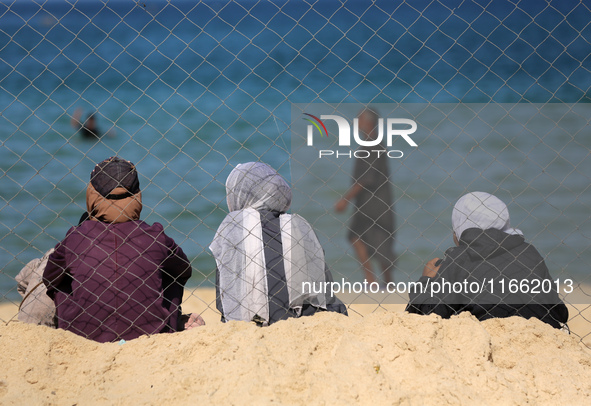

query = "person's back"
[[406, 192, 568, 329], [211, 162, 347, 326], [47, 220, 190, 341], [44, 157, 192, 342]]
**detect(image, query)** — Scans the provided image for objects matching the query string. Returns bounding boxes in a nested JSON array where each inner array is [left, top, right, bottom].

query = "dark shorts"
[[348, 211, 395, 261]]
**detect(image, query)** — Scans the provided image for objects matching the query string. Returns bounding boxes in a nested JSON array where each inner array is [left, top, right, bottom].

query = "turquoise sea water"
[[0, 0, 590, 299]]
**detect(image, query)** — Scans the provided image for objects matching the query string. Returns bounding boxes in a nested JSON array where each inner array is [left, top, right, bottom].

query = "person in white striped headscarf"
[[210, 162, 347, 326]]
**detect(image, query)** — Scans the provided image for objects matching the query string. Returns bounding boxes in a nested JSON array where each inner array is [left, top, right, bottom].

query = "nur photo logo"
[[303, 112, 418, 159]]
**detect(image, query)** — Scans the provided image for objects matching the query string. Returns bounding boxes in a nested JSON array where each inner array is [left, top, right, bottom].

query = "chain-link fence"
[[1, 1, 590, 342]]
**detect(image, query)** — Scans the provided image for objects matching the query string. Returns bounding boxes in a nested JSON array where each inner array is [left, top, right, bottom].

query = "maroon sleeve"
[[158, 229, 192, 329], [161, 232, 192, 286], [42, 240, 68, 300]]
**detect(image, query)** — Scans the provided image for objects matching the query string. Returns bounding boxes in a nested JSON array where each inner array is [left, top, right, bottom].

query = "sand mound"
[[1, 311, 590, 405]]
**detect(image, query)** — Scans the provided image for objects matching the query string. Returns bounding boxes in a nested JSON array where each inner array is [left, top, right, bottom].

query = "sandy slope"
[[1, 288, 591, 405]]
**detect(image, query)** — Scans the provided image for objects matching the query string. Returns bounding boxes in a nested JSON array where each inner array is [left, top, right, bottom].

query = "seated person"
[[210, 162, 347, 326], [406, 191, 568, 329], [43, 157, 203, 343]]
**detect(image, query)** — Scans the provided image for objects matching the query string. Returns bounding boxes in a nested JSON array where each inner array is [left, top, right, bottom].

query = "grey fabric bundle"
[[16, 248, 56, 327]]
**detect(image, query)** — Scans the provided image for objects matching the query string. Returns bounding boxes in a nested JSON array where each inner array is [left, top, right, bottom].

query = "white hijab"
[[452, 192, 523, 239], [210, 162, 327, 325]]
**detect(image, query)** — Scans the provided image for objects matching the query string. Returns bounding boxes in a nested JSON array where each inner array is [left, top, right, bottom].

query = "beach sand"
[[1, 288, 591, 405]]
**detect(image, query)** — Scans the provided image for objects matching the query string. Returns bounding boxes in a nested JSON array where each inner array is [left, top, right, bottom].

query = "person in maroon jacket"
[[43, 157, 203, 343]]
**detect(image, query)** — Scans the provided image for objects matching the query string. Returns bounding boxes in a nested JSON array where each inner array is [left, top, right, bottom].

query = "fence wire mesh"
[[1, 0, 590, 343]]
